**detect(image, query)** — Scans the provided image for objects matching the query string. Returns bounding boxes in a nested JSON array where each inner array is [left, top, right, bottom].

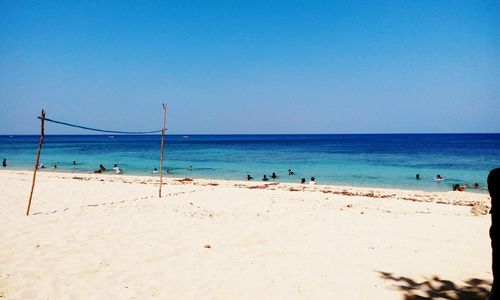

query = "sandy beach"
[[0, 170, 493, 299]]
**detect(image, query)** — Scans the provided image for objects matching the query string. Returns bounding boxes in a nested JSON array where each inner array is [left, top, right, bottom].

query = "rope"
[[38, 116, 162, 134]]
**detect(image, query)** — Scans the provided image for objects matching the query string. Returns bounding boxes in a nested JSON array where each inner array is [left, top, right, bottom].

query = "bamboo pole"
[[26, 109, 45, 216], [159, 103, 167, 197]]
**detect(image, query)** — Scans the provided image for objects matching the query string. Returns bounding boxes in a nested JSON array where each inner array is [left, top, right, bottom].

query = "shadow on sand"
[[379, 271, 491, 300]]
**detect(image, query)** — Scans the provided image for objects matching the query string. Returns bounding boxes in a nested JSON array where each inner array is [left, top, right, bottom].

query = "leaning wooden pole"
[[26, 109, 45, 216], [159, 103, 167, 197]]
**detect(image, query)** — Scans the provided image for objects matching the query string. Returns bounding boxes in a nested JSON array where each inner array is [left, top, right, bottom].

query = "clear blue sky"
[[1, 0, 499, 134]]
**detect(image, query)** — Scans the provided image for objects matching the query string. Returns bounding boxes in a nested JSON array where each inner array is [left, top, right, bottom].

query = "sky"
[[0, 0, 499, 134]]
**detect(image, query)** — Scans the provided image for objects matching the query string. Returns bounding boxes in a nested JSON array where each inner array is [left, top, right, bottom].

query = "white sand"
[[0, 170, 493, 299]]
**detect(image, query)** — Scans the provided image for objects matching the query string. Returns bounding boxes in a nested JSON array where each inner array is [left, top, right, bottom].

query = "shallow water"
[[1, 134, 498, 192]]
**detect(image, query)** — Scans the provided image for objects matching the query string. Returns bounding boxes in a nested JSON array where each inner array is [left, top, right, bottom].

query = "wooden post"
[[26, 109, 45, 216], [159, 103, 167, 197]]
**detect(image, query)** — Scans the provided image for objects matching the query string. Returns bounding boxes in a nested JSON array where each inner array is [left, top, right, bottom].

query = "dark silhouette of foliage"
[[379, 271, 491, 300]]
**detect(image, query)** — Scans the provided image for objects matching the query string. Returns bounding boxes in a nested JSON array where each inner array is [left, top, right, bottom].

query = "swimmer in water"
[[271, 172, 277, 179], [288, 169, 294, 175], [113, 164, 123, 174], [95, 164, 105, 173], [262, 175, 269, 181], [247, 174, 254, 180]]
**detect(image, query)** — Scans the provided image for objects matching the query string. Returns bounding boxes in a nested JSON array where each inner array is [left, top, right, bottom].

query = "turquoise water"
[[1, 134, 499, 192]]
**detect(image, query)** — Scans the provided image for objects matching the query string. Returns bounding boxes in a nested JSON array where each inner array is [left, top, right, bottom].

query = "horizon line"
[[1, 132, 499, 136]]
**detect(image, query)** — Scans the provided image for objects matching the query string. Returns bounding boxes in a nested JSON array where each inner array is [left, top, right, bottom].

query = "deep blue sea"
[[1, 134, 499, 192]]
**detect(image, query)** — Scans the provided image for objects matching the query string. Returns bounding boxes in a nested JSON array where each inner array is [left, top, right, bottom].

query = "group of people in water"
[[246, 169, 317, 185], [93, 164, 122, 174], [34, 160, 78, 170], [415, 173, 482, 191], [452, 183, 480, 191], [0, 158, 486, 190]]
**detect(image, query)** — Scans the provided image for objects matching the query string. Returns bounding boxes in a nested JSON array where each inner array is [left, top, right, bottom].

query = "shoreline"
[[0, 169, 491, 211], [0, 167, 490, 195]]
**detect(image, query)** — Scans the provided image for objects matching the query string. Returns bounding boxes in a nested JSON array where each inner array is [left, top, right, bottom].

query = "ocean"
[[1, 134, 498, 192]]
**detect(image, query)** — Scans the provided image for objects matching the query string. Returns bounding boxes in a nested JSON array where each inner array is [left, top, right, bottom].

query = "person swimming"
[[2, 159, 6, 167], [73, 160, 76, 165], [301, 178, 306, 184], [435, 174, 447, 181], [188, 165, 193, 171], [54, 164, 57, 169], [39, 162, 45, 169], [453, 184, 465, 191], [113, 164, 123, 174], [95, 164, 106, 173], [288, 169, 294, 175], [473, 183, 479, 189], [271, 172, 277, 179], [152, 168, 158, 174], [247, 174, 254, 180], [262, 175, 269, 181], [416, 174, 420, 180]]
